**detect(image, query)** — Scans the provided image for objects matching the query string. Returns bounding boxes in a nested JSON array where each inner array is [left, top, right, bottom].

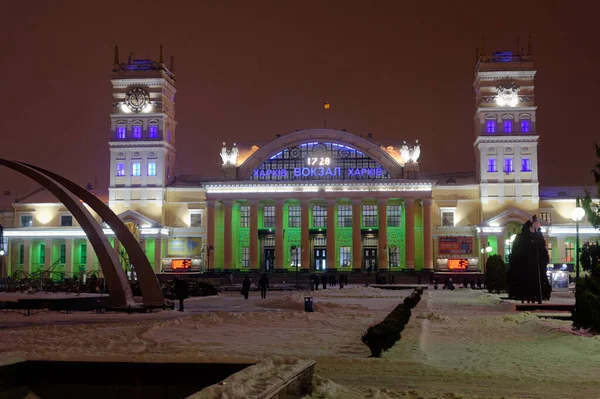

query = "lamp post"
[[571, 196, 585, 281], [291, 245, 300, 289], [481, 243, 492, 287]]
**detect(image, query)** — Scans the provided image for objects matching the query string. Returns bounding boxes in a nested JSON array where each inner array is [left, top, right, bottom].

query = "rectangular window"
[[20, 215, 33, 227], [486, 120, 496, 133], [362, 205, 378, 227], [190, 212, 203, 228], [40, 243, 45, 264], [132, 162, 141, 176], [521, 119, 531, 133], [80, 243, 87, 264], [487, 158, 497, 172], [339, 246, 351, 267], [521, 158, 531, 172], [148, 162, 157, 176], [547, 241, 553, 263], [133, 125, 142, 139], [288, 205, 301, 228], [263, 206, 275, 228], [389, 246, 400, 267], [565, 242, 574, 262], [117, 126, 126, 139], [242, 247, 250, 267], [116, 163, 125, 176], [19, 244, 24, 264], [61, 215, 73, 226], [503, 120, 513, 133], [504, 158, 513, 173], [441, 209, 455, 227], [337, 205, 352, 227], [539, 212, 552, 224], [312, 205, 327, 228], [149, 125, 158, 139], [240, 206, 250, 228], [59, 243, 66, 264], [290, 246, 301, 267], [387, 205, 402, 227]]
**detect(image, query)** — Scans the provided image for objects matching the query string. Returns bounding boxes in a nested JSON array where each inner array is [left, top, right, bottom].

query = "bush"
[[572, 242, 600, 334], [485, 255, 507, 294], [161, 280, 218, 299], [361, 289, 422, 357]]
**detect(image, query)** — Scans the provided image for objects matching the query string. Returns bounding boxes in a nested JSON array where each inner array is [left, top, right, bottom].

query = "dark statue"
[[507, 216, 552, 302]]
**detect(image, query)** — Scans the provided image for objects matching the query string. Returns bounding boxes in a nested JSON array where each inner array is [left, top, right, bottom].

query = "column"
[[423, 199, 433, 270], [206, 201, 215, 270], [496, 233, 505, 261], [64, 239, 73, 276], [86, 239, 95, 273], [301, 199, 310, 270], [154, 238, 163, 273], [405, 198, 415, 269], [223, 200, 233, 270], [23, 241, 31, 274], [378, 199, 388, 269], [249, 200, 259, 270], [44, 238, 53, 268], [326, 199, 336, 270], [352, 199, 362, 270], [275, 200, 285, 270]]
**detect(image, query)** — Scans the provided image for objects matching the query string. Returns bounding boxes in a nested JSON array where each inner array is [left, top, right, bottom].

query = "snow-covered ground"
[[0, 286, 597, 398]]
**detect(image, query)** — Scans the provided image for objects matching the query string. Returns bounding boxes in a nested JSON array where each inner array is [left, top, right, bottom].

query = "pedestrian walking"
[[321, 274, 327, 289], [258, 274, 269, 299], [241, 276, 251, 299], [174, 276, 189, 312], [228, 272, 234, 286]]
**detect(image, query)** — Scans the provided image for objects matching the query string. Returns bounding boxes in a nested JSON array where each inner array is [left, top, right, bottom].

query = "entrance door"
[[363, 248, 377, 271], [264, 248, 275, 272], [314, 248, 327, 271]]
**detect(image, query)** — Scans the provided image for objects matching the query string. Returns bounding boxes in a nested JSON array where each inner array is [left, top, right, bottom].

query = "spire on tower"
[[170, 55, 175, 73], [527, 34, 533, 55], [113, 45, 119, 65], [159, 44, 164, 64]]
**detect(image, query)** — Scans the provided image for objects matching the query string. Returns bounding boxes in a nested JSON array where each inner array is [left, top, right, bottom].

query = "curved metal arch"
[[0, 159, 135, 307], [22, 162, 164, 306], [237, 128, 404, 180]]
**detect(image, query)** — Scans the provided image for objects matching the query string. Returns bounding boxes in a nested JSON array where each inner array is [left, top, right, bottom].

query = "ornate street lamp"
[[571, 196, 585, 281]]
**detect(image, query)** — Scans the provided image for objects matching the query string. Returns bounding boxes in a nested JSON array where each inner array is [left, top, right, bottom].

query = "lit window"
[[565, 242, 574, 262], [40, 243, 45, 264], [240, 206, 250, 228], [288, 205, 301, 228], [20, 215, 33, 227], [290, 246, 301, 267], [133, 125, 142, 139], [116, 163, 125, 176], [441, 209, 455, 227], [167, 130, 171, 142], [488, 158, 497, 172], [263, 206, 275, 228], [486, 120, 496, 133], [117, 126, 126, 139], [540, 212, 552, 224], [132, 162, 141, 176], [389, 246, 401, 267], [148, 162, 157, 176], [337, 205, 352, 227], [503, 119, 513, 133], [61, 215, 73, 226], [59, 243, 66, 264], [242, 247, 250, 267], [546, 241, 553, 262], [362, 205, 378, 227], [521, 158, 531, 172], [504, 158, 514, 173], [387, 205, 402, 227], [339, 247, 351, 267], [312, 205, 327, 228], [521, 119, 531, 133], [190, 212, 202, 227], [149, 125, 158, 139]]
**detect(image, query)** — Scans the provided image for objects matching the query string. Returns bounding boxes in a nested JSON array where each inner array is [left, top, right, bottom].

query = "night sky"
[[1, 1, 598, 200]]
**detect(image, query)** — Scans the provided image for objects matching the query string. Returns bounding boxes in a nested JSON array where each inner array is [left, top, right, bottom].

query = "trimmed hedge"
[[361, 288, 423, 357]]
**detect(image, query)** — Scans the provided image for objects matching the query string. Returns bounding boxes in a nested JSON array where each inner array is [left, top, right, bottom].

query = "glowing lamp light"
[[510, 233, 517, 242], [485, 246, 492, 253], [0, 250, 4, 256], [505, 239, 511, 246], [121, 103, 132, 113], [571, 205, 585, 222], [142, 103, 153, 113]]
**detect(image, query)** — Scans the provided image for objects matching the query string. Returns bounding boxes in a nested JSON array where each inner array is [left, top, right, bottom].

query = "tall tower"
[[108, 45, 177, 222], [473, 40, 539, 214]]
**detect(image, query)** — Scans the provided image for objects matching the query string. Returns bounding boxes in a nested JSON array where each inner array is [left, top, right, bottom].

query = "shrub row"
[[361, 287, 423, 357]]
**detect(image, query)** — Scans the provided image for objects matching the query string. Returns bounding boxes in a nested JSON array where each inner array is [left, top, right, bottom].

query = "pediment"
[[117, 210, 161, 228], [481, 208, 549, 227]]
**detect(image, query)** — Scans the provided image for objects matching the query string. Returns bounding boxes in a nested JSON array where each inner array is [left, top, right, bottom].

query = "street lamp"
[[291, 245, 300, 289], [571, 196, 585, 281]]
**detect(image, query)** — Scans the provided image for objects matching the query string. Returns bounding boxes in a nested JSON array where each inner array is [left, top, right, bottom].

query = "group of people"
[[309, 273, 348, 290], [241, 274, 270, 299], [431, 276, 482, 291]]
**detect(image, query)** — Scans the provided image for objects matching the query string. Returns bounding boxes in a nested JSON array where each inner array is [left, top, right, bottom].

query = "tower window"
[[133, 125, 142, 139], [148, 162, 157, 176], [503, 120, 513, 133], [486, 120, 496, 133], [521, 158, 531, 172], [116, 163, 125, 176], [149, 125, 158, 139], [504, 158, 514, 173], [521, 119, 531, 133], [117, 126, 126, 139], [487, 158, 497, 172], [132, 162, 141, 176]]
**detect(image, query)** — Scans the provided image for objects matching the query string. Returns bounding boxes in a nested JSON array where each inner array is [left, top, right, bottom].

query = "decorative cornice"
[[109, 141, 176, 151], [111, 78, 176, 93], [473, 135, 538, 146]]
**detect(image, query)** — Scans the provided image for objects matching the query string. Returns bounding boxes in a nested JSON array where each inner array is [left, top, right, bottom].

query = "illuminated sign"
[[448, 259, 469, 270], [171, 259, 192, 270], [168, 237, 202, 256], [439, 236, 473, 255], [307, 157, 331, 166]]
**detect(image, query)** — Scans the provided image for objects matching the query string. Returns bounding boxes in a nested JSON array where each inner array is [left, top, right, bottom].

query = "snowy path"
[[0, 287, 598, 398]]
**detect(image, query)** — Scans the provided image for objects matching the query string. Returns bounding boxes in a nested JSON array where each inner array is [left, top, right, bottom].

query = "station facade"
[[1, 46, 598, 278]]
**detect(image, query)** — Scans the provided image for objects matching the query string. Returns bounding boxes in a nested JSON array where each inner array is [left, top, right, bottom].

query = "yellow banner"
[[167, 237, 202, 256]]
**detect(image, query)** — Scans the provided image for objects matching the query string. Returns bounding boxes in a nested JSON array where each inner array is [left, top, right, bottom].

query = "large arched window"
[[132, 120, 143, 139], [249, 142, 391, 181], [116, 121, 127, 139], [148, 120, 159, 139]]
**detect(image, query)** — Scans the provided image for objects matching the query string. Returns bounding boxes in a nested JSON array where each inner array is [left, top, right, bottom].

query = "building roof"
[[14, 187, 60, 204], [424, 171, 478, 186]]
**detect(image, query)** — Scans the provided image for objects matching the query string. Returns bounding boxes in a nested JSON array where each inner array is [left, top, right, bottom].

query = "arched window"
[[485, 115, 497, 133], [132, 120, 143, 139], [519, 114, 531, 133], [502, 114, 514, 133], [116, 121, 127, 139], [148, 120, 159, 139]]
